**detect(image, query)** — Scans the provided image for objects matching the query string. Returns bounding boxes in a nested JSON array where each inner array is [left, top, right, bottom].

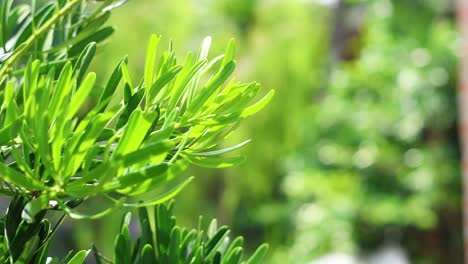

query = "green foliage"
[[0, 196, 89, 264], [91, 1, 328, 262], [0, 0, 123, 81], [0, 0, 271, 263], [283, 1, 461, 262], [0, 22, 271, 223], [95, 201, 268, 264]]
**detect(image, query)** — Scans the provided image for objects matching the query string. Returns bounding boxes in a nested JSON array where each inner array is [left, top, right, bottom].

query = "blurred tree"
[[283, 0, 462, 263], [456, 0, 468, 262], [218, 0, 257, 35]]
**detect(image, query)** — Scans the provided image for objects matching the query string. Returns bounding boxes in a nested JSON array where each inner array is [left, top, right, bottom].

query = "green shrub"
[[0, 0, 271, 262], [95, 201, 268, 264], [284, 1, 460, 262]]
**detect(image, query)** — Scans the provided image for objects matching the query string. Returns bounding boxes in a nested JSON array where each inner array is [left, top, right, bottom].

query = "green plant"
[[79, 1, 331, 261], [284, 1, 461, 262], [1, 33, 273, 220], [0, 0, 272, 262], [96, 201, 268, 264], [0, 0, 124, 81], [0, 196, 89, 263]]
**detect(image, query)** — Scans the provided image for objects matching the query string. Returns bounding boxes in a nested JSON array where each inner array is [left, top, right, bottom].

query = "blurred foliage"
[[284, 1, 461, 263], [85, 0, 462, 263]]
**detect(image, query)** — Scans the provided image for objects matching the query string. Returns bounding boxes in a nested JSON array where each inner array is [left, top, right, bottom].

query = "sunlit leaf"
[[144, 34, 160, 94], [182, 155, 246, 168]]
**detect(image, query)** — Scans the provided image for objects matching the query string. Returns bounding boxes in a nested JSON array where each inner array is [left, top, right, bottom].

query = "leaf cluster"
[[0, 196, 89, 264], [97, 201, 268, 264], [0, 32, 273, 223], [0, 1, 273, 263], [0, 0, 125, 80]]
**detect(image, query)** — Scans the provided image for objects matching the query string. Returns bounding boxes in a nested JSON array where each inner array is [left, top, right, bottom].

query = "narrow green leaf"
[[22, 195, 50, 223], [122, 176, 194, 207], [120, 212, 132, 230], [73, 42, 97, 86], [245, 244, 269, 264], [224, 237, 244, 259], [16, 235, 40, 264], [140, 244, 156, 264], [148, 65, 182, 105], [65, 161, 118, 194], [210, 82, 257, 115], [66, 250, 90, 264], [131, 238, 142, 264], [168, 227, 181, 263], [98, 56, 127, 108], [4, 80, 18, 125], [240, 89, 274, 118], [188, 140, 250, 156], [101, 0, 128, 12], [66, 72, 96, 120], [138, 208, 154, 248], [191, 247, 204, 264], [96, 128, 114, 141], [168, 56, 206, 111], [35, 111, 54, 173], [221, 38, 235, 69], [146, 122, 175, 144], [64, 112, 114, 179], [0, 117, 22, 145], [121, 62, 133, 88], [23, 60, 41, 121], [205, 226, 229, 260], [223, 247, 243, 264], [69, 26, 114, 56], [207, 219, 218, 238], [115, 225, 131, 264], [180, 229, 197, 256], [116, 88, 145, 129], [113, 109, 158, 156], [200, 54, 224, 75], [117, 140, 174, 167], [145, 34, 160, 93], [0, 0, 13, 49], [58, 250, 75, 264], [155, 202, 176, 258], [199, 36, 211, 61], [0, 162, 43, 190], [59, 198, 126, 220], [213, 252, 222, 264], [124, 160, 188, 196], [186, 61, 236, 116], [49, 62, 73, 118], [183, 155, 246, 168], [124, 83, 132, 103], [116, 163, 169, 188]]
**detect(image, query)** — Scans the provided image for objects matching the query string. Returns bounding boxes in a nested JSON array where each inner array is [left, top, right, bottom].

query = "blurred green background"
[[61, 0, 462, 263]]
